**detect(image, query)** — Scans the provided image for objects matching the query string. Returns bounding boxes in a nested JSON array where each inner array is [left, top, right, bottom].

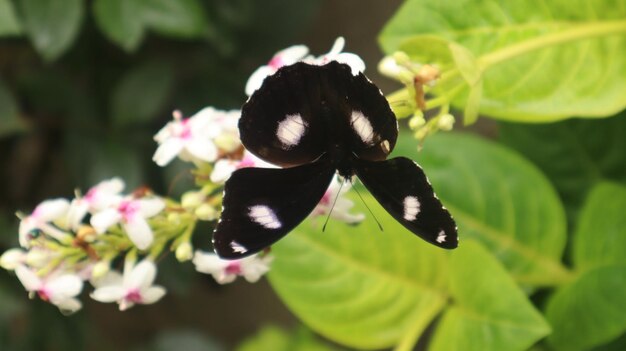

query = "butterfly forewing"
[[354, 157, 458, 249], [213, 157, 335, 258]]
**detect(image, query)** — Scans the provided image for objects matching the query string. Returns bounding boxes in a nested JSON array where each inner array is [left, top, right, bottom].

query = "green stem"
[[479, 20, 626, 68]]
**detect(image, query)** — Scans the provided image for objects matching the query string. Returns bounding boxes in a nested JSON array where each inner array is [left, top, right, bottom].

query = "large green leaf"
[[572, 182, 626, 270], [379, 0, 626, 122], [546, 182, 626, 350], [0, 0, 21, 36], [141, 0, 209, 38], [398, 133, 568, 286], [236, 326, 340, 351], [499, 112, 626, 220], [429, 241, 550, 351], [19, 0, 84, 61], [546, 265, 626, 351], [93, 0, 145, 52], [269, 196, 450, 349], [111, 61, 174, 127]]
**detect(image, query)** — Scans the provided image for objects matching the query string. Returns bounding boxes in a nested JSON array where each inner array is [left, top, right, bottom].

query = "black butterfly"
[[213, 61, 457, 259]]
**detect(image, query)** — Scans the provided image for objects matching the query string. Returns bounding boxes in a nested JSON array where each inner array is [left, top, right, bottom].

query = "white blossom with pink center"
[[193, 251, 273, 284], [153, 108, 240, 167], [245, 45, 309, 96], [0, 248, 26, 270], [19, 199, 71, 248], [210, 150, 277, 184], [90, 197, 165, 250], [67, 178, 125, 230], [311, 176, 365, 224], [304, 37, 366, 75], [90, 260, 166, 311], [15, 265, 83, 314]]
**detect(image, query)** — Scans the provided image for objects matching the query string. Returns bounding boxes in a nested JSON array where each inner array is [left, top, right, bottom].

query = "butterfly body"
[[214, 61, 457, 259]]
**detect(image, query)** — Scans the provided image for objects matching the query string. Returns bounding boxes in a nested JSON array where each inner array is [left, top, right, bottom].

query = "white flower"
[[245, 37, 365, 96], [305, 37, 365, 75], [0, 248, 26, 270], [19, 199, 71, 248], [193, 251, 273, 284], [245, 45, 309, 95], [311, 176, 365, 224], [15, 265, 83, 314], [91, 260, 166, 311], [67, 178, 125, 230], [153, 108, 240, 167], [90, 197, 165, 250], [210, 150, 277, 184]]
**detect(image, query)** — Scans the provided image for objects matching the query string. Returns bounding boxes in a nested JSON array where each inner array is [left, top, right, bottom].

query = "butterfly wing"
[[354, 157, 458, 249], [240, 63, 329, 167], [213, 157, 335, 259]]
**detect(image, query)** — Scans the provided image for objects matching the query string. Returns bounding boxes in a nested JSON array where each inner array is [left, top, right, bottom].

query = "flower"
[[245, 37, 364, 96], [0, 248, 26, 270], [193, 251, 273, 284], [19, 199, 71, 248], [67, 178, 125, 230], [90, 197, 165, 250], [210, 150, 277, 184], [15, 265, 83, 314], [245, 45, 309, 95], [90, 260, 166, 311], [153, 108, 240, 167], [311, 176, 365, 224]]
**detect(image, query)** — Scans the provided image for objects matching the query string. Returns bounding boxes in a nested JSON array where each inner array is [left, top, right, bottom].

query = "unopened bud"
[[175, 242, 193, 262], [195, 204, 218, 221], [26, 248, 51, 268], [409, 112, 426, 130], [92, 261, 111, 280], [438, 114, 455, 131], [0, 248, 25, 270], [181, 191, 205, 209]]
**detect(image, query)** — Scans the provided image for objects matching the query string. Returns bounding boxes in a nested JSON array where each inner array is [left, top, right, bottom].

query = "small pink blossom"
[[210, 150, 277, 184], [15, 265, 83, 314], [67, 178, 125, 229], [245, 45, 309, 95], [90, 260, 165, 311], [311, 176, 365, 224], [193, 251, 273, 284], [153, 108, 240, 167], [19, 199, 71, 248], [90, 197, 165, 250]]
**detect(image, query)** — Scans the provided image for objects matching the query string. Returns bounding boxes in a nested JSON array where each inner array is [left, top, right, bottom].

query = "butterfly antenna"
[[322, 179, 345, 232], [352, 182, 384, 231]]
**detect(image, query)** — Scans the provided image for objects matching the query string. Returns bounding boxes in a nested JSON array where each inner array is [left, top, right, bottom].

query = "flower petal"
[[153, 138, 185, 166], [67, 199, 89, 230], [335, 53, 366, 74], [184, 138, 218, 163], [123, 217, 154, 250], [210, 160, 238, 183], [91, 286, 126, 303], [138, 198, 165, 218], [140, 286, 166, 304], [55, 297, 82, 314], [46, 274, 83, 300], [192, 251, 228, 274], [91, 208, 122, 233], [125, 260, 157, 289], [34, 199, 70, 221], [245, 66, 275, 96], [0, 249, 25, 270], [15, 265, 42, 292]]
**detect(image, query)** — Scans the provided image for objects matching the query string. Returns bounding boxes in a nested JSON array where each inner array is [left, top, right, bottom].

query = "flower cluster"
[[2, 37, 367, 314]]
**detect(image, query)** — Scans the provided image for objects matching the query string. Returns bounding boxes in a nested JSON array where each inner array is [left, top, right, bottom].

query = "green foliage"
[[236, 326, 341, 351], [499, 112, 626, 221], [0, 0, 21, 36], [379, 0, 626, 123], [19, 0, 84, 61]]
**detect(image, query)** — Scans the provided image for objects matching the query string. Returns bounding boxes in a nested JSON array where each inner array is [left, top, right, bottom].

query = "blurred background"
[[0, 0, 405, 350]]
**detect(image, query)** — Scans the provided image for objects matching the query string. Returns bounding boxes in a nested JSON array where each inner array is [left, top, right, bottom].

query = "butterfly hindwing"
[[354, 157, 458, 249], [213, 157, 335, 258]]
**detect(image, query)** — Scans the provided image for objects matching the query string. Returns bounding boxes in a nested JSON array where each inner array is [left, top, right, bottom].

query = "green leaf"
[[463, 79, 483, 125], [93, 0, 145, 52], [400, 133, 569, 286], [141, 0, 208, 38], [379, 0, 626, 122], [269, 194, 450, 350], [546, 265, 626, 351], [448, 42, 481, 86], [19, 0, 84, 61], [573, 182, 626, 270], [145, 330, 222, 351], [429, 240, 550, 351], [0, 79, 24, 137], [236, 326, 340, 351], [499, 112, 626, 220], [0, 0, 22, 36], [111, 61, 174, 127]]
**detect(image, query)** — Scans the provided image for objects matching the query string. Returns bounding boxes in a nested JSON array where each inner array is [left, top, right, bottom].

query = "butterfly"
[[213, 61, 457, 259]]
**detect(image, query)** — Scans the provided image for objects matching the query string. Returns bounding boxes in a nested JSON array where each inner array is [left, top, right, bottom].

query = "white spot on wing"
[[277, 113, 307, 148], [350, 110, 375, 145], [436, 230, 446, 243], [403, 196, 420, 221], [230, 241, 248, 253], [249, 205, 282, 229]]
